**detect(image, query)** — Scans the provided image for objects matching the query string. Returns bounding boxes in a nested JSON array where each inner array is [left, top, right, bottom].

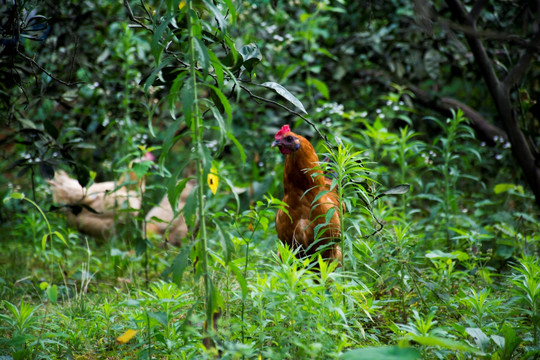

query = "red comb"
[[275, 125, 291, 140]]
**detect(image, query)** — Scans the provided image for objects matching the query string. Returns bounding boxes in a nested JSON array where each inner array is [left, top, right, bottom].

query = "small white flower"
[[273, 34, 284, 42], [266, 24, 277, 34], [376, 109, 381, 114], [393, 106, 399, 111], [386, 100, 392, 106], [399, 101, 404, 105], [360, 111, 368, 117], [480, 142, 486, 147], [379, 114, 385, 119], [503, 142, 511, 149], [495, 154, 503, 160]]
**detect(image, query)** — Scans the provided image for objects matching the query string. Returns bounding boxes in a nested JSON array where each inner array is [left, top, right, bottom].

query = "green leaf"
[[42, 233, 49, 250], [183, 185, 198, 228], [142, 56, 174, 92], [229, 262, 248, 300], [340, 346, 420, 360], [239, 43, 261, 73], [169, 72, 187, 116], [169, 177, 191, 215], [226, 131, 246, 164], [261, 81, 307, 114], [53, 231, 67, 246], [39, 162, 55, 180], [494, 183, 523, 194], [205, 84, 232, 123], [159, 117, 183, 171], [307, 77, 329, 99], [466, 328, 490, 351], [10, 192, 24, 200], [47, 284, 58, 304], [222, 0, 237, 24], [405, 335, 482, 354], [202, 0, 226, 31], [193, 37, 210, 76], [181, 80, 194, 128], [162, 244, 193, 287], [75, 165, 90, 188], [372, 184, 410, 202], [152, 14, 173, 64], [147, 311, 168, 327], [44, 119, 59, 139], [212, 219, 234, 264]]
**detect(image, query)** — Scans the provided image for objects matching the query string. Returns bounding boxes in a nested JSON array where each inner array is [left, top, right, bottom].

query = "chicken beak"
[[271, 140, 280, 148]]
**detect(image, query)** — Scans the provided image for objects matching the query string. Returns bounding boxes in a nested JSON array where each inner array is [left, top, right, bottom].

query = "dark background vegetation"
[[0, 0, 539, 359]]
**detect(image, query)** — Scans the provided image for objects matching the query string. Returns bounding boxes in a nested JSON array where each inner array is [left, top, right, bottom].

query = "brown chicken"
[[48, 165, 145, 238], [272, 125, 342, 262]]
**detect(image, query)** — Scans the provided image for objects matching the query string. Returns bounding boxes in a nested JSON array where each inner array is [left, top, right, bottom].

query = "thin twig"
[[124, 0, 153, 32], [17, 50, 83, 86]]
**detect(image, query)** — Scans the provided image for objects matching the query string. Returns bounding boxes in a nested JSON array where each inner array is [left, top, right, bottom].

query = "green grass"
[[1, 108, 539, 360]]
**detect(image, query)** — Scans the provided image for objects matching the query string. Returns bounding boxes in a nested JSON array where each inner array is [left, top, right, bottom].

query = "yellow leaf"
[[116, 329, 138, 344], [207, 165, 219, 195]]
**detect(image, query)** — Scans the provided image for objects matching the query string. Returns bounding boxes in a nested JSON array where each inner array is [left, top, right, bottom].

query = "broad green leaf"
[[261, 81, 307, 114], [466, 327, 490, 351], [239, 43, 261, 73], [494, 183, 524, 194], [10, 192, 24, 200], [307, 77, 329, 99], [47, 284, 58, 304], [162, 244, 193, 287], [148, 311, 168, 326], [406, 334, 482, 354], [339, 346, 420, 360]]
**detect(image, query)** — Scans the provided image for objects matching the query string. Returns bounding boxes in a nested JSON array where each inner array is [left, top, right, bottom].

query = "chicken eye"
[[285, 136, 294, 142]]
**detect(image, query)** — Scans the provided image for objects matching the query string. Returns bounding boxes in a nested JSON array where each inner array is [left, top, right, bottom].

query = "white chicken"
[[145, 180, 195, 246], [48, 166, 145, 239]]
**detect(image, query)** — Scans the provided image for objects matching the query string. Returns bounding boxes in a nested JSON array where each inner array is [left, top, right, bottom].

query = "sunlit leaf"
[[46, 284, 58, 304], [261, 82, 307, 114], [10, 192, 24, 200]]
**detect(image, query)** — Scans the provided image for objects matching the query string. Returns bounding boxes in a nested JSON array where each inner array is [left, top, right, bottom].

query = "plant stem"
[[188, 0, 211, 329]]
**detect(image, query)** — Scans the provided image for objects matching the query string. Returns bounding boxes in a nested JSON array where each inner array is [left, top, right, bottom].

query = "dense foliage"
[[1, 0, 539, 359]]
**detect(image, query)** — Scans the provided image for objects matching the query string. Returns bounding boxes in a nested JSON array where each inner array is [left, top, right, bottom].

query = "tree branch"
[[445, 0, 502, 99], [16, 50, 83, 87], [503, 30, 540, 89], [469, 0, 488, 22], [408, 85, 508, 144]]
